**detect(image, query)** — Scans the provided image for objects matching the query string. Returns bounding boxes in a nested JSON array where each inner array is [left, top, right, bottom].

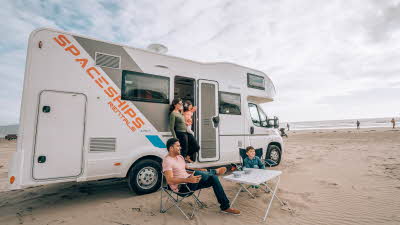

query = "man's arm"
[[185, 165, 207, 171], [164, 170, 201, 185]]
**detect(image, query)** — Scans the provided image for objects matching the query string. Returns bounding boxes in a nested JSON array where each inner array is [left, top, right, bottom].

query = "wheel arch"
[[125, 155, 163, 177], [267, 142, 282, 152]]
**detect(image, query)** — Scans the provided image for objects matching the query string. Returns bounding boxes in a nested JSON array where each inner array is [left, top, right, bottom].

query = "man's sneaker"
[[221, 208, 241, 215]]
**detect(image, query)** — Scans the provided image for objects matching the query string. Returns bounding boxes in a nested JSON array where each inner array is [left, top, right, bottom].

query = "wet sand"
[[0, 128, 400, 225]]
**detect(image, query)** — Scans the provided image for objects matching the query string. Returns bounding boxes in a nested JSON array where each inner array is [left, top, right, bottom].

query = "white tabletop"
[[223, 169, 282, 185]]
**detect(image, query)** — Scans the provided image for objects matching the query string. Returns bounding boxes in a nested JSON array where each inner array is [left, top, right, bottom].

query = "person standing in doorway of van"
[[391, 118, 396, 129], [356, 120, 360, 129], [169, 98, 192, 163], [183, 100, 200, 162]]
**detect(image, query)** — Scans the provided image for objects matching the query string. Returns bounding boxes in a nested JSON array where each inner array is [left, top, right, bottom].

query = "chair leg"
[[160, 189, 204, 220], [241, 184, 255, 198], [193, 193, 207, 208]]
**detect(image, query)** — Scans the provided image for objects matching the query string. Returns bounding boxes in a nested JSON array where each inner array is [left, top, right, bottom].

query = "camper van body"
[[8, 28, 283, 194]]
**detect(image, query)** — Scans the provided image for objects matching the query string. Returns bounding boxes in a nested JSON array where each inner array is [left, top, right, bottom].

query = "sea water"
[[281, 117, 397, 131]]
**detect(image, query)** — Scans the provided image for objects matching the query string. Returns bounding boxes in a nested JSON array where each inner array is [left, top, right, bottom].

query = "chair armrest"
[[262, 159, 277, 167]]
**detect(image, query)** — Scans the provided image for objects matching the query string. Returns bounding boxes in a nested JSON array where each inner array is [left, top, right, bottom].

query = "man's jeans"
[[180, 170, 230, 210]]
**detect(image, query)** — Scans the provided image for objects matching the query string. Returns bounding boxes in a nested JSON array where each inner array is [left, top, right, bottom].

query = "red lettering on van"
[[53, 34, 146, 133], [53, 35, 70, 47]]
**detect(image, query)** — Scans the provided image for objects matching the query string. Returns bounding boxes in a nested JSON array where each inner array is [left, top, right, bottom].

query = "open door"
[[33, 91, 86, 180], [197, 80, 219, 162]]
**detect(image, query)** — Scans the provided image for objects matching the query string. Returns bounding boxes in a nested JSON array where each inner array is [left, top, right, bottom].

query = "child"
[[183, 100, 196, 135], [183, 100, 200, 162], [244, 146, 265, 169], [244, 146, 265, 189]]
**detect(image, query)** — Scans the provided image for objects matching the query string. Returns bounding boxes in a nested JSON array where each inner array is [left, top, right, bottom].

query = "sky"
[[0, 0, 400, 125]]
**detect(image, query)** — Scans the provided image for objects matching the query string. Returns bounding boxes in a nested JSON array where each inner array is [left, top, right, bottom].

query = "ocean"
[[0, 117, 397, 137], [281, 117, 398, 131]]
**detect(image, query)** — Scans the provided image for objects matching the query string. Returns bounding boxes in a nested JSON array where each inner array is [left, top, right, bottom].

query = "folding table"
[[223, 169, 283, 222]]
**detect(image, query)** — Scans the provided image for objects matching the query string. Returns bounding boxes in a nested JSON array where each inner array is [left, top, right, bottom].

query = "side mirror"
[[266, 119, 274, 128], [273, 116, 279, 128]]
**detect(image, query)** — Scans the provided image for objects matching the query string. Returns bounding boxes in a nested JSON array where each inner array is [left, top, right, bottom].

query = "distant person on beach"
[[287, 123, 290, 131], [391, 118, 396, 129], [356, 120, 360, 129]]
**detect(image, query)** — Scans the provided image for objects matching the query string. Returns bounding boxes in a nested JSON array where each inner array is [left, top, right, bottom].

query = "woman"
[[169, 98, 193, 162]]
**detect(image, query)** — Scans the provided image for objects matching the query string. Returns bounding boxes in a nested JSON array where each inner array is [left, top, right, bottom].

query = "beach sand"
[[0, 128, 400, 225]]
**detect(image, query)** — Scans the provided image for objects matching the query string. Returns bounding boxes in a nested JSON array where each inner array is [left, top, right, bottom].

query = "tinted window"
[[122, 70, 169, 103], [247, 73, 265, 90], [219, 92, 241, 115], [248, 104, 261, 126]]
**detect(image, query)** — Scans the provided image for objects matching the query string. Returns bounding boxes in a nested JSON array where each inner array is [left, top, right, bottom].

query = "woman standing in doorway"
[[169, 98, 193, 163]]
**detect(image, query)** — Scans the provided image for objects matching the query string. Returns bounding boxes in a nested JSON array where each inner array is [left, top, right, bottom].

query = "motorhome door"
[[197, 80, 220, 162], [33, 91, 86, 180]]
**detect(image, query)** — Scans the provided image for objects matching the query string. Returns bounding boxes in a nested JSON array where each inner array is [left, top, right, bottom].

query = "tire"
[[266, 145, 281, 166], [127, 159, 162, 195]]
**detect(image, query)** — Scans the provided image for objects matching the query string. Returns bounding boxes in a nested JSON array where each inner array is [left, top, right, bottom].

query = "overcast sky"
[[1, 0, 399, 125]]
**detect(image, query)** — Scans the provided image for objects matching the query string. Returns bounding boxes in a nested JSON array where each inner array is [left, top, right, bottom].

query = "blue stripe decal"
[[145, 135, 166, 148]]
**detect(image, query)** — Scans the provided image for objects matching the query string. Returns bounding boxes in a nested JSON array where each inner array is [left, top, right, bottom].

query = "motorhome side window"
[[121, 70, 169, 103], [247, 73, 265, 90], [219, 92, 241, 115]]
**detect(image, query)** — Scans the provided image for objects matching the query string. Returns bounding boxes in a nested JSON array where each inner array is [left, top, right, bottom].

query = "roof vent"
[[95, 52, 121, 69], [89, 137, 116, 152], [147, 43, 168, 54]]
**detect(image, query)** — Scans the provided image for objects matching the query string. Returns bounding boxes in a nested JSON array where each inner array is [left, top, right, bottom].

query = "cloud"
[[1, 0, 400, 124]]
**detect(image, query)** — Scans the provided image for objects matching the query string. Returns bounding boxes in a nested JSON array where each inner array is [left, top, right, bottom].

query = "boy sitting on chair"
[[244, 146, 265, 169], [162, 138, 240, 215]]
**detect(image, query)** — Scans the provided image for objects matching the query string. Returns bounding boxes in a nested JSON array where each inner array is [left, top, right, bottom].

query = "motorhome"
[[8, 28, 283, 194]]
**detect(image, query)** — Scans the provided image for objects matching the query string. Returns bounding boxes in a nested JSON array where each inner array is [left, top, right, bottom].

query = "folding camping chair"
[[238, 148, 277, 169], [236, 148, 285, 205], [159, 172, 206, 220]]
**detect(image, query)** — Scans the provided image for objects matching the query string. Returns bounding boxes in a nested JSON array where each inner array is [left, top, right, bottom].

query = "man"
[[162, 138, 240, 215], [391, 118, 396, 129], [356, 120, 360, 129]]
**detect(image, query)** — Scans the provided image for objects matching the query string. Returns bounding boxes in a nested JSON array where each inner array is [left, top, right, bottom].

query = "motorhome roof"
[[31, 28, 271, 77]]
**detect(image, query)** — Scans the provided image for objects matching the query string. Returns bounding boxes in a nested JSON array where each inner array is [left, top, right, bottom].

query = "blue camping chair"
[[238, 148, 277, 170]]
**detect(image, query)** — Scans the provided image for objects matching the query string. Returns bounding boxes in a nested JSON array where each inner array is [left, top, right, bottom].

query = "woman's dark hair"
[[183, 100, 192, 112], [169, 98, 182, 113]]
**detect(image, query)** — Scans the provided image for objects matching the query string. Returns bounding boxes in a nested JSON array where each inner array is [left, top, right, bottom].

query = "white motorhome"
[[8, 28, 283, 194]]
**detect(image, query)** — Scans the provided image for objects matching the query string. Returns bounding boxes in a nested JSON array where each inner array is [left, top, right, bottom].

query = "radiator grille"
[[89, 137, 116, 152], [95, 52, 121, 69]]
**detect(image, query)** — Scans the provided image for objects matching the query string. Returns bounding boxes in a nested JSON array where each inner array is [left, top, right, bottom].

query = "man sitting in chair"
[[163, 138, 240, 215]]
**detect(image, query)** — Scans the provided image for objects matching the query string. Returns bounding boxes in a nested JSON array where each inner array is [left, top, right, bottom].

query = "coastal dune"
[[0, 128, 399, 225]]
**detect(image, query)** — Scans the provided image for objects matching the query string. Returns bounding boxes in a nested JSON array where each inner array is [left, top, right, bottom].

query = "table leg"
[[230, 185, 243, 207], [262, 183, 285, 206], [263, 176, 280, 222]]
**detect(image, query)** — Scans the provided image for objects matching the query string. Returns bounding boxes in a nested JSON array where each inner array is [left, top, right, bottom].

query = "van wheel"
[[128, 159, 162, 195], [266, 145, 281, 166]]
